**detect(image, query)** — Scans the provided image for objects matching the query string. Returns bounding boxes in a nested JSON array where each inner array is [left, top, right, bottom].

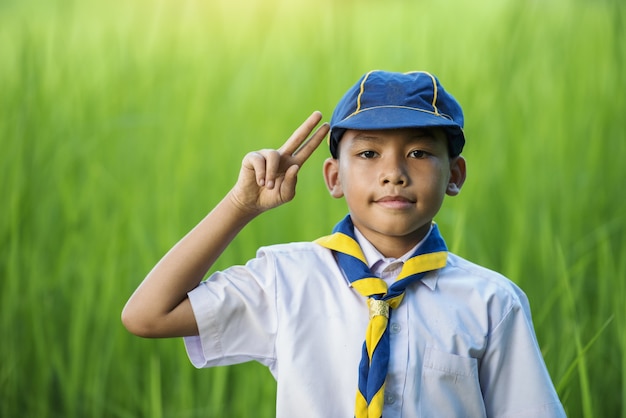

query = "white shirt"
[[184, 238, 566, 417]]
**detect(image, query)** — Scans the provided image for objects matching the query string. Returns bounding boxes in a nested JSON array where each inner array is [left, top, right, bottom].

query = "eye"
[[358, 150, 378, 159], [409, 149, 428, 159]]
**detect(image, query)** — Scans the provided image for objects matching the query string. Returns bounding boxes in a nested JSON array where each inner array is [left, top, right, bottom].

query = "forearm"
[[122, 112, 328, 338], [121, 191, 259, 338]]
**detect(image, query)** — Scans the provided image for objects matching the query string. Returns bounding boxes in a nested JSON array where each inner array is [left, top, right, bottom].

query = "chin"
[[373, 221, 427, 238]]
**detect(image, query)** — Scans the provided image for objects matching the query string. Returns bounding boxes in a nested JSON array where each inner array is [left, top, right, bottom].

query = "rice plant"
[[1, 0, 624, 416]]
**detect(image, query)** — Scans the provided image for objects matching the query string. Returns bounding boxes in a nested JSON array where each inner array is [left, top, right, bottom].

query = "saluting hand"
[[228, 111, 330, 215]]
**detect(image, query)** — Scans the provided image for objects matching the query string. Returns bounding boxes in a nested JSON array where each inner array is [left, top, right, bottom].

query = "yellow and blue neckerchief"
[[315, 215, 448, 418]]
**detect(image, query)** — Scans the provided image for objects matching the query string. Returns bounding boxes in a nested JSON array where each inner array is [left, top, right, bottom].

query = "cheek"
[[432, 161, 452, 187], [337, 166, 370, 200], [415, 161, 448, 183], [337, 161, 358, 187], [416, 166, 451, 200]]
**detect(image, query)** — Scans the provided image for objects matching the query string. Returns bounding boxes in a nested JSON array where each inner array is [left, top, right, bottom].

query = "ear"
[[323, 158, 344, 198], [446, 156, 467, 196]]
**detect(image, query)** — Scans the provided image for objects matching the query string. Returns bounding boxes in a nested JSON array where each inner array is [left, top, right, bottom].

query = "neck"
[[357, 223, 432, 259]]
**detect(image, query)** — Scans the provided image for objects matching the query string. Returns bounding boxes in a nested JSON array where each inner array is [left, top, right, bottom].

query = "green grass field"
[[2, 0, 625, 416]]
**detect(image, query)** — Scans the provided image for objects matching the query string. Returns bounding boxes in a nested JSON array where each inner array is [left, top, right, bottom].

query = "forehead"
[[341, 127, 446, 146]]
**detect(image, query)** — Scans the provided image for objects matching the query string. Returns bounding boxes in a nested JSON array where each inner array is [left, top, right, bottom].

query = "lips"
[[375, 195, 415, 209]]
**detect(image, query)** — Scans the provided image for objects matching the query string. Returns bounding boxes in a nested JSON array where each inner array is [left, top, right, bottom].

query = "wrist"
[[225, 189, 264, 220]]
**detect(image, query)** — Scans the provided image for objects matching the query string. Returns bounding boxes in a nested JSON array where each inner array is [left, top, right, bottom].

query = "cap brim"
[[332, 106, 460, 132]]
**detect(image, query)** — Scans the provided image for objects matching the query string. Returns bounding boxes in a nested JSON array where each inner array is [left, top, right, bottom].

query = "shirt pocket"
[[420, 346, 486, 418]]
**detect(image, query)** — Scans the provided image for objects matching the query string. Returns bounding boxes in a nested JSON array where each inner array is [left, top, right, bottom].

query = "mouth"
[[375, 195, 415, 209]]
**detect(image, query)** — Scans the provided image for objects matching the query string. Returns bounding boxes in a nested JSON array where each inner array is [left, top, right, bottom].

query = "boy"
[[122, 70, 566, 417]]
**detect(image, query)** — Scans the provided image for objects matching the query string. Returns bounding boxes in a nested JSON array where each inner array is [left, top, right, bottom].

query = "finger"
[[243, 151, 268, 186], [278, 111, 324, 156], [292, 122, 330, 165], [279, 164, 300, 203], [261, 149, 281, 189]]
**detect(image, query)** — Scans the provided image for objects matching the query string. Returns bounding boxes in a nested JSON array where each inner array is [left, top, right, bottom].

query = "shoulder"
[[253, 241, 338, 272], [445, 252, 505, 278], [444, 253, 527, 296], [250, 242, 349, 298], [257, 241, 334, 259], [436, 252, 532, 321]]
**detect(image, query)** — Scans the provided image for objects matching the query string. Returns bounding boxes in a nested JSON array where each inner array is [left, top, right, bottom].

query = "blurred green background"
[[2, 0, 625, 416]]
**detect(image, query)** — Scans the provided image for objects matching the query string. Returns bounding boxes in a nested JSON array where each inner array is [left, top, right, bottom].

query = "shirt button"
[[390, 322, 401, 334], [385, 393, 396, 405]]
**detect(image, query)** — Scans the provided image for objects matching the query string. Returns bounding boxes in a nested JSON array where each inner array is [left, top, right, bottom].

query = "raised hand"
[[229, 111, 330, 215], [122, 111, 329, 338]]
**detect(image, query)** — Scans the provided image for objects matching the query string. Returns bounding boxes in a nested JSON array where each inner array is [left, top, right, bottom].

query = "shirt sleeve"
[[479, 290, 566, 417], [183, 250, 278, 370]]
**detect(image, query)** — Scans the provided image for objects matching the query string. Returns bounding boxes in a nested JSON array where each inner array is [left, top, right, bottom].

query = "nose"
[[380, 155, 408, 186]]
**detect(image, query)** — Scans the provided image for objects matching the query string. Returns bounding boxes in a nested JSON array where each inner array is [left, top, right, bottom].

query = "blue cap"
[[329, 70, 465, 158]]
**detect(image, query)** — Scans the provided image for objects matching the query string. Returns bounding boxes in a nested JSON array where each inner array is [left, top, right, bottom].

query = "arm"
[[121, 111, 329, 338], [480, 297, 566, 417]]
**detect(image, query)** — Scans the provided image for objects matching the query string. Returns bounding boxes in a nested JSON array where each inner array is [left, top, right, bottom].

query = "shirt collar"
[[352, 225, 440, 291], [353, 225, 432, 268]]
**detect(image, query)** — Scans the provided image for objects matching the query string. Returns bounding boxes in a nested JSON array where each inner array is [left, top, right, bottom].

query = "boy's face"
[[323, 127, 466, 258]]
